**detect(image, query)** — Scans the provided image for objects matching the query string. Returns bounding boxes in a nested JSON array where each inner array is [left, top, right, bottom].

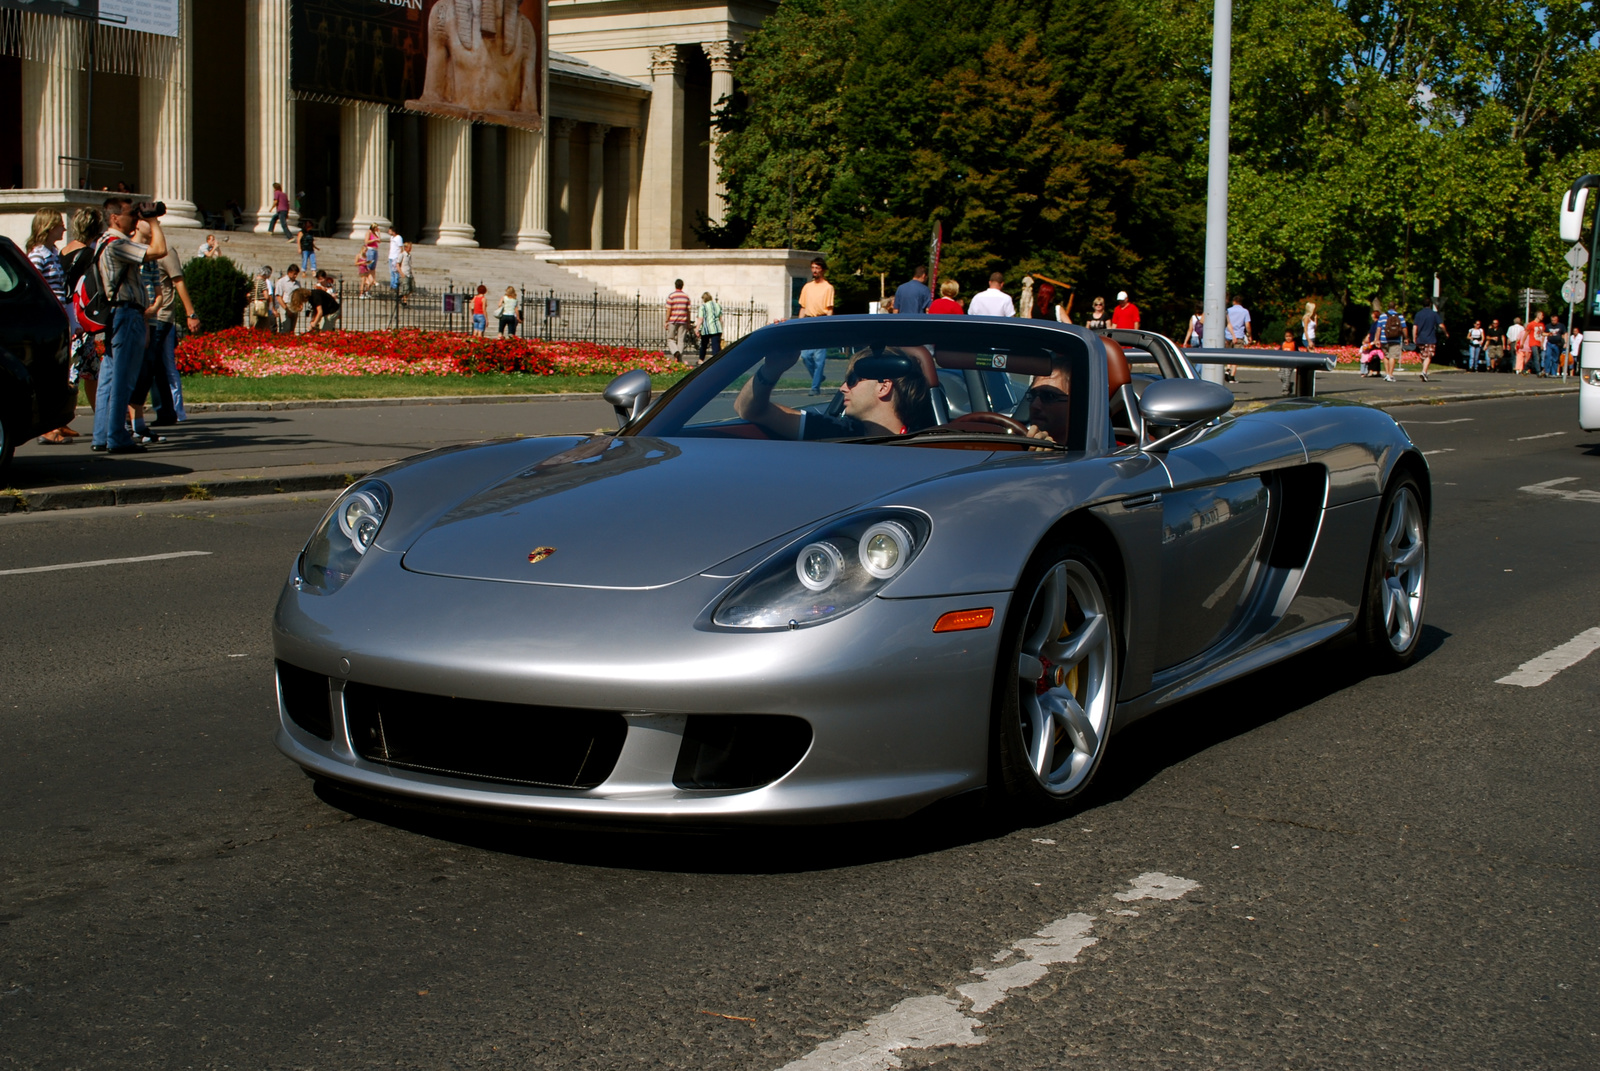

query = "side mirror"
[[603, 368, 653, 428], [1136, 379, 1233, 451], [1560, 181, 1592, 243]]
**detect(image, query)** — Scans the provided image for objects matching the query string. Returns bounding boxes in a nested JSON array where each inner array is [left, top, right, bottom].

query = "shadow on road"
[[311, 624, 1452, 875], [1079, 623, 1451, 811]]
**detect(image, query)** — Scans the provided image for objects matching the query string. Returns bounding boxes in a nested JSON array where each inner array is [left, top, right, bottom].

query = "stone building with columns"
[[0, 0, 813, 316]]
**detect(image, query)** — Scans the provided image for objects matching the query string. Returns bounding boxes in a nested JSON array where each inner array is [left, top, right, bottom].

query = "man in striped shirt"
[[665, 279, 692, 362]]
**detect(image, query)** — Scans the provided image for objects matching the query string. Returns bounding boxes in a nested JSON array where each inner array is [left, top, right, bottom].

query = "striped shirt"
[[666, 289, 692, 324], [28, 244, 66, 307], [699, 299, 722, 336]]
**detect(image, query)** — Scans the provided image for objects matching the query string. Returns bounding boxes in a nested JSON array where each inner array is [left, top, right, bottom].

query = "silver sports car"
[[273, 318, 1429, 824]]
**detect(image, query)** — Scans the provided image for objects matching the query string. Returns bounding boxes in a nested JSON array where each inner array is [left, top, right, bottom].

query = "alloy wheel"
[[1378, 485, 1426, 652], [1015, 560, 1115, 796]]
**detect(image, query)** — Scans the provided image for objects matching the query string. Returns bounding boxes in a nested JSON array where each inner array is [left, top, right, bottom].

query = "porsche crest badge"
[[527, 547, 557, 564]]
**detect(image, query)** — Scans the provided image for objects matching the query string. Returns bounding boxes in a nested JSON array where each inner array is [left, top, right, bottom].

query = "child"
[[1360, 340, 1383, 378]]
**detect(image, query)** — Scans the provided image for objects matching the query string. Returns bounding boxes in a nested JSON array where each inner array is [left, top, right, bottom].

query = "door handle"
[[1121, 492, 1162, 510]]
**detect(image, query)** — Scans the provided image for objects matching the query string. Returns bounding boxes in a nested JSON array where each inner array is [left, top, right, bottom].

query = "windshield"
[[628, 318, 1094, 451]]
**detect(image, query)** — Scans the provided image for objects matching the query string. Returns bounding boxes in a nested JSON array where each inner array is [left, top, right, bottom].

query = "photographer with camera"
[[91, 198, 168, 454]]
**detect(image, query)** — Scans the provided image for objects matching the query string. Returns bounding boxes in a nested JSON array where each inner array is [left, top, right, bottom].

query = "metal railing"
[[269, 273, 767, 350]]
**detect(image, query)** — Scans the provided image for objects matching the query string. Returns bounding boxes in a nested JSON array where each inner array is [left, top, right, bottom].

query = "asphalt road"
[[1, 394, 1595, 1069]]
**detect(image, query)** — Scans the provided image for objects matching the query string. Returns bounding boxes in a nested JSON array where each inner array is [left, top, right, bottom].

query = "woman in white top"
[[1301, 302, 1318, 350], [497, 287, 521, 337]]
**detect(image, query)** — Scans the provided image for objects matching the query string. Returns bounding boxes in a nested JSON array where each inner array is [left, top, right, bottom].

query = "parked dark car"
[[0, 235, 74, 474]]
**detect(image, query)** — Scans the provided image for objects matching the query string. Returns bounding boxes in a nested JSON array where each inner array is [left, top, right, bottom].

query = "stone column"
[[548, 118, 573, 250], [337, 102, 391, 239], [421, 116, 477, 247], [640, 45, 685, 249], [702, 41, 735, 230], [20, 15, 82, 190], [588, 124, 610, 250], [136, 3, 199, 225], [503, 128, 552, 250], [245, 0, 295, 232], [622, 127, 640, 250]]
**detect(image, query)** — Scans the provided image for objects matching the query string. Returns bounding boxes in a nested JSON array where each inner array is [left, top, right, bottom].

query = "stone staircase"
[[193, 228, 622, 299]]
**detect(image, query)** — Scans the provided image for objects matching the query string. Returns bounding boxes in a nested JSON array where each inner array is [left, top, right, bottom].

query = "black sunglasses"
[[845, 370, 885, 388], [1024, 386, 1069, 405]]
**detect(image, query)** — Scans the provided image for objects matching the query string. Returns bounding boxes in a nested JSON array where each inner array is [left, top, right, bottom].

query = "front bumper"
[[273, 549, 1011, 824]]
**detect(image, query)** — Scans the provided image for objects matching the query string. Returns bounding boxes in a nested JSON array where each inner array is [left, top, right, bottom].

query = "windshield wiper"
[[829, 428, 1069, 451]]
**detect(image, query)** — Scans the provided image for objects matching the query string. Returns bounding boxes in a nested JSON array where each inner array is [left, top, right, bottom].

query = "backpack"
[[71, 235, 122, 335], [1382, 313, 1405, 343]]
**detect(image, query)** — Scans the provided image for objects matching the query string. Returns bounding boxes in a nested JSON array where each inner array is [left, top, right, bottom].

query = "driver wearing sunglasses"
[[735, 350, 929, 440], [1022, 356, 1073, 445]]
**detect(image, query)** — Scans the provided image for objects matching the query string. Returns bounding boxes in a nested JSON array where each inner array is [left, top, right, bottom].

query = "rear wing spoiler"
[[1182, 347, 1334, 398]]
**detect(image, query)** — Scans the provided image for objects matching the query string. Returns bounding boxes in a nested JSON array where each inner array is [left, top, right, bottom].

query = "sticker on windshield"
[[975, 353, 1009, 369]]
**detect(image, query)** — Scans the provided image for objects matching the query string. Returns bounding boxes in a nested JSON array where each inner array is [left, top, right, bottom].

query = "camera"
[[135, 201, 166, 219]]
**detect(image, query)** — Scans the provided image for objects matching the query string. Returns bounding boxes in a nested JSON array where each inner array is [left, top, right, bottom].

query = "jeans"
[[801, 348, 828, 391], [268, 210, 290, 236], [699, 332, 722, 364], [300, 250, 316, 272], [1468, 344, 1483, 370], [1545, 341, 1561, 376], [148, 321, 183, 421], [389, 264, 399, 289], [472, 313, 487, 333], [93, 308, 147, 448]]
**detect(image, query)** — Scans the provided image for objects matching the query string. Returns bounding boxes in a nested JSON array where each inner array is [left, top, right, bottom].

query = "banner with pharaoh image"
[[290, 0, 543, 130]]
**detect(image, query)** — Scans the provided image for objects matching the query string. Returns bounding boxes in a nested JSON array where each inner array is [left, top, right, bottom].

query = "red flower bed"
[[175, 328, 681, 378]]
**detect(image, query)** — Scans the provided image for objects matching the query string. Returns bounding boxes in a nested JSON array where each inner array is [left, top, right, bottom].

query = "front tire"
[[992, 545, 1119, 817], [1356, 474, 1428, 670]]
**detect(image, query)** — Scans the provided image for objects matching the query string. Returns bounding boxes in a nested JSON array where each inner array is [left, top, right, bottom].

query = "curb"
[[0, 471, 359, 515], [74, 392, 613, 415], [1374, 384, 1577, 409]]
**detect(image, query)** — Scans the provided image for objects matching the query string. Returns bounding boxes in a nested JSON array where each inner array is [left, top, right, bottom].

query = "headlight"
[[1584, 367, 1600, 387], [297, 480, 391, 595], [713, 510, 930, 630]]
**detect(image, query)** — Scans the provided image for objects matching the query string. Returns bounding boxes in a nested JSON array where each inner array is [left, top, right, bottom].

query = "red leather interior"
[[902, 345, 940, 387], [1102, 336, 1131, 396]]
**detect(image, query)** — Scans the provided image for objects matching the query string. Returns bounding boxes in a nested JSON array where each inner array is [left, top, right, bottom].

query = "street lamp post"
[[1200, 0, 1232, 383]]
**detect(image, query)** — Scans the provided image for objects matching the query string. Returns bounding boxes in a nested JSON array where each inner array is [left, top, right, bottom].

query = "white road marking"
[[1496, 627, 1600, 687], [1423, 448, 1454, 456], [0, 550, 212, 577], [1404, 418, 1474, 424], [775, 872, 1199, 1070], [1513, 431, 1567, 441], [1519, 477, 1600, 504]]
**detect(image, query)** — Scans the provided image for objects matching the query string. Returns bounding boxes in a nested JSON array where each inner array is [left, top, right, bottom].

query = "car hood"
[[400, 436, 982, 589]]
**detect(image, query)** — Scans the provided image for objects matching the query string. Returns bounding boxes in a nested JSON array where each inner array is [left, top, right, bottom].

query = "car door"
[[1151, 416, 1305, 671]]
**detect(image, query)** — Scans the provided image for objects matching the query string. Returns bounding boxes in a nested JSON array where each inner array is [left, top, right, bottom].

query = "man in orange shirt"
[[798, 258, 834, 394]]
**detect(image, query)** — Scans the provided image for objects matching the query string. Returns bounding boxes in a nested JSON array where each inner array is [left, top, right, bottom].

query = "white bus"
[[1559, 175, 1600, 431]]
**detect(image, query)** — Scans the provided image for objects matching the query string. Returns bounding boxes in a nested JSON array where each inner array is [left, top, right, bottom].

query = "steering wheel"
[[944, 411, 1032, 436]]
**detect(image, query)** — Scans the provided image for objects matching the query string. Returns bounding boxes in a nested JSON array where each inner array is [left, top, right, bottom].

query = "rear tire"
[[1356, 474, 1428, 670], [991, 544, 1119, 818]]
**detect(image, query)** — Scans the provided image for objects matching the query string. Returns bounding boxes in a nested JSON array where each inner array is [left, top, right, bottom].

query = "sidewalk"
[[1, 367, 1576, 514]]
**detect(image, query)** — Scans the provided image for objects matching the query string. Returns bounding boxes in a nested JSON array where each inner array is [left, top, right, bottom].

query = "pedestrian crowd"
[[28, 198, 198, 453]]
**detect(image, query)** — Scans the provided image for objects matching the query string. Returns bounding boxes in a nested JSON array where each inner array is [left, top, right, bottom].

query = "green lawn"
[[181, 372, 689, 403]]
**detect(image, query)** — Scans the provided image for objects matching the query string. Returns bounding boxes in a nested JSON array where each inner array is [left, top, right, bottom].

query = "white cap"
[[1116, 291, 1128, 301]]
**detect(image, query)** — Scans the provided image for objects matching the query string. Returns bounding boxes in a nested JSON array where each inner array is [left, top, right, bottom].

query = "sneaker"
[[1419, 373, 1429, 382], [1384, 374, 1395, 382], [135, 432, 167, 444]]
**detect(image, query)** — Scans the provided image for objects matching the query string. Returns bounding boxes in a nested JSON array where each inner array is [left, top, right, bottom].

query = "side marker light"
[[933, 607, 995, 633]]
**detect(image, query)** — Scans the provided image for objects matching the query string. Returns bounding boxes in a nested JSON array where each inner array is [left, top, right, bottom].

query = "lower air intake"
[[672, 715, 813, 790], [343, 683, 627, 790], [277, 661, 333, 740]]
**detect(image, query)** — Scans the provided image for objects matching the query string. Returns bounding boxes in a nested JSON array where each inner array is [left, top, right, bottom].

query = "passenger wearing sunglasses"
[[1021, 356, 1074, 445], [735, 350, 929, 440]]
